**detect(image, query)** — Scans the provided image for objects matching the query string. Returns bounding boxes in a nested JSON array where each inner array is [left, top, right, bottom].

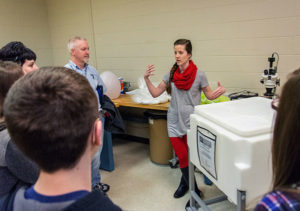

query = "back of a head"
[[4, 67, 99, 173], [0, 41, 36, 66], [0, 61, 23, 118], [272, 73, 300, 190]]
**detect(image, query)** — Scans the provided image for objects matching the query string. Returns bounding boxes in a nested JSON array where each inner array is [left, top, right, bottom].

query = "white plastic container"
[[187, 97, 275, 206]]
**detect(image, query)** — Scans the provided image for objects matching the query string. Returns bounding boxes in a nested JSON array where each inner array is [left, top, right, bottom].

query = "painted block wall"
[[1, 0, 300, 95], [90, 0, 300, 94], [46, 0, 97, 67], [0, 0, 53, 67]]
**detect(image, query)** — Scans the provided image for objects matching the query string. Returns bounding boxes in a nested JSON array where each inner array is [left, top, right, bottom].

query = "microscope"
[[260, 52, 280, 99]]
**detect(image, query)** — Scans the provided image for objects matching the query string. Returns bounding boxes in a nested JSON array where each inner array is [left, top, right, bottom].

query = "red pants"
[[170, 135, 188, 168]]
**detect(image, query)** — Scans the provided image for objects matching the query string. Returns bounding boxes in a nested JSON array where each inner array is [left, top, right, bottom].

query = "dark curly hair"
[[0, 41, 36, 66]]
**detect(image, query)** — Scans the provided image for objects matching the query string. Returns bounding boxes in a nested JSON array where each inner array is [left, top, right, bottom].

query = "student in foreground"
[[1, 67, 121, 211], [0, 61, 39, 198], [255, 70, 300, 210]]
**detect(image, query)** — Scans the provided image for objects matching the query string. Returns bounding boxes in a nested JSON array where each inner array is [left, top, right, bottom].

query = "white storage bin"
[[187, 97, 275, 206]]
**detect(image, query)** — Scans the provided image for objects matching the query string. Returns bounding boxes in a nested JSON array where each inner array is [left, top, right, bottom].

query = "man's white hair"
[[67, 36, 87, 53]]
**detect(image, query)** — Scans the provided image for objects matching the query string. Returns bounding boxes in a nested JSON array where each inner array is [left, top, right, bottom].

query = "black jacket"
[[0, 126, 39, 198], [101, 95, 125, 134]]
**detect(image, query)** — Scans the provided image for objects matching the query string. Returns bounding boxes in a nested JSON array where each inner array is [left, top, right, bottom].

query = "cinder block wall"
[[0, 0, 53, 67], [90, 0, 300, 95], [46, 0, 97, 67], [1, 0, 299, 95]]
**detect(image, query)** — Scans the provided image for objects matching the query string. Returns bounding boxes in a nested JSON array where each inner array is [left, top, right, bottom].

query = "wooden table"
[[110, 94, 173, 166], [112, 94, 169, 111]]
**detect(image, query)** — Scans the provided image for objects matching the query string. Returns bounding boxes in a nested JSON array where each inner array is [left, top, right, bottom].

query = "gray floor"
[[101, 137, 237, 211]]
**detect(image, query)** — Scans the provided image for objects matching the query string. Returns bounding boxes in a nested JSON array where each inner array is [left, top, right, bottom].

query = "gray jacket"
[[0, 124, 39, 197]]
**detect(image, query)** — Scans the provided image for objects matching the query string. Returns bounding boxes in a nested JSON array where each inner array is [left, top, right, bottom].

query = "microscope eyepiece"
[[268, 56, 275, 68]]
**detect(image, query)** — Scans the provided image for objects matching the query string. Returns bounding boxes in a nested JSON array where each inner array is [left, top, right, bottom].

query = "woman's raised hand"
[[144, 64, 155, 79], [211, 82, 226, 99]]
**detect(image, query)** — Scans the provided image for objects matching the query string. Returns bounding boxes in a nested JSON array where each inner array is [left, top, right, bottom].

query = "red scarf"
[[172, 60, 197, 90]]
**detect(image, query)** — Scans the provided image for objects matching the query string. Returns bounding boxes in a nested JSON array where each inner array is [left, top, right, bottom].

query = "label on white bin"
[[197, 126, 217, 179]]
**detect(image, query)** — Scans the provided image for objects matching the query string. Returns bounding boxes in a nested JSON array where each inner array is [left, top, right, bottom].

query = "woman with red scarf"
[[144, 39, 225, 207]]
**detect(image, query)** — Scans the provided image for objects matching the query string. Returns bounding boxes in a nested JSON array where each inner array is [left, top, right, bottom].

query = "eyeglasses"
[[271, 98, 279, 110]]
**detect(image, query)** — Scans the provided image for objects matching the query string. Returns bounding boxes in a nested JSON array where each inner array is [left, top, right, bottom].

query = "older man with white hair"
[[65, 36, 109, 193]]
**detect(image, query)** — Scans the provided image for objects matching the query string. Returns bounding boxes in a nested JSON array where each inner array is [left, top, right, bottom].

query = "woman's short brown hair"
[[0, 61, 23, 118]]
